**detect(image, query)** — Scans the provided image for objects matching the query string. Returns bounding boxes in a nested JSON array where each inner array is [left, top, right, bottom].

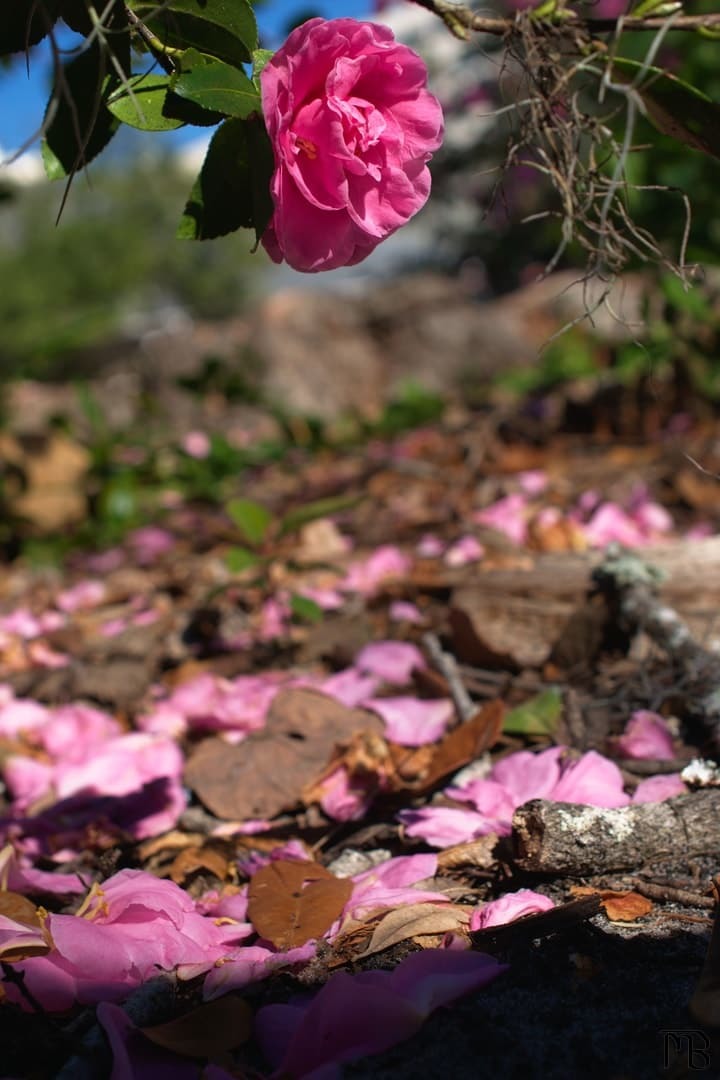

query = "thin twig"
[[423, 632, 476, 722]]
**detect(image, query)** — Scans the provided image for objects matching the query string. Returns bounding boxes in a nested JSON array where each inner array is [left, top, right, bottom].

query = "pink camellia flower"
[[260, 18, 443, 272]]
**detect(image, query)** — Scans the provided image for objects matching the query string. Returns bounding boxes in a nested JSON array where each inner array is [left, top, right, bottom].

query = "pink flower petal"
[[355, 641, 425, 685], [398, 806, 502, 847], [470, 889, 555, 931], [632, 774, 685, 803], [256, 950, 506, 1076], [365, 696, 452, 746], [614, 710, 675, 761]]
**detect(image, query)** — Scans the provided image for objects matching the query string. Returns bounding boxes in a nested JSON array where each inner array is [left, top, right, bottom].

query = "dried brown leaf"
[[169, 845, 230, 886], [185, 688, 381, 820], [357, 903, 469, 960], [403, 699, 504, 793], [141, 995, 251, 1057], [571, 887, 653, 922], [247, 859, 352, 950], [0, 891, 52, 962]]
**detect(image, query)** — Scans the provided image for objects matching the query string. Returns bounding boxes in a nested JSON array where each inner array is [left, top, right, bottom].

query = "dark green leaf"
[[279, 493, 365, 536], [42, 42, 122, 180], [177, 116, 275, 243], [162, 89, 226, 126], [226, 497, 272, 546], [289, 593, 324, 624], [173, 60, 260, 118], [0, 0, 62, 57], [225, 546, 261, 573], [129, 0, 257, 65], [503, 688, 563, 736], [611, 57, 720, 160], [251, 48, 274, 89], [107, 74, 184, 131]]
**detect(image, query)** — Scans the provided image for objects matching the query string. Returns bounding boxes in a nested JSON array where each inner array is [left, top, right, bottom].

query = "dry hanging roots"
[[493, 14, 693, 293]]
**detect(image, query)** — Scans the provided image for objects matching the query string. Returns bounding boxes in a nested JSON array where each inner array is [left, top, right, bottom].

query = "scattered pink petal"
[[583, 503, 646, 548], [473, 494, 528, 546], [489, 747, 565, 804], [321, 667, 381, 707], [389, 601, 424, 624], [97, 1002, 200, 1080], [256, 949, 507, 1077], [614, 710, 675, 761], [56, 580, 106, 613], [317, 766, 375, 822], [0, 846, 85, 896], [517, 470, 548, 495], [181, 430, 211, 459], [550, 751, 630, 808], [342, 545, 412, 595], [0, 695, 50, 737], [127, 527, 175, 565], [416, 534, 445, 558], [365, 696, 453, 746], [296, 587, 344, 611], [27, 640, 70, 669], [445, 777, 517, 825], [331, 854, 449, 932], [258, 597, 290, 641], [444, 536, 484, 567], [632, 774, 685, 803], [470, 889, 555, 931], [398, 806, 499, 847], [202, 942, 317, 1000], [355, 641, 425, 685]]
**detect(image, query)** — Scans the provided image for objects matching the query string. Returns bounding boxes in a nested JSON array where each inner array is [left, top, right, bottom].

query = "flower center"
[[295, 136, 317, 160]]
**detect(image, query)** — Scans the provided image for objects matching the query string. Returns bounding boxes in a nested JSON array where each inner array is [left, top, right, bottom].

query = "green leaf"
[[42, 42, 122, 180], [251, 48, 274, 89], [503, 688, 563, 736], [279, 493, 365, 537], [611, 57, 720, 160], [289, 593, 324, 624], [107, 74, 184, 131], [172, 60, 260, 118], [177, 116, 274, 242], [226, 497, 272, 546], [225, 546, 261, 573], [0, 0, 62, 56], [129, 0, 257, 65]]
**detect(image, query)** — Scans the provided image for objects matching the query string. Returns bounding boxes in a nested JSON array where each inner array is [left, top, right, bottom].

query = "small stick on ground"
[[423, 632, 476, 722], [513, 789, 720, 875], [592, 546, 720, 747]]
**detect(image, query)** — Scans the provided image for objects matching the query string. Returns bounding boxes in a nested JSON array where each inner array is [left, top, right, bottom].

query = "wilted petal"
[[365, 696, 452, 746], [398, 806, 502, 848], [632, 774, 685, 803], [470, 889, 555, 931], [614, 711, 675, 761], [355, 641, 425, 685]]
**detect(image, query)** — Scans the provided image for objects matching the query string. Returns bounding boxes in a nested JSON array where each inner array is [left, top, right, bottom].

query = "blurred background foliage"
[[0, 147, 261, 378]]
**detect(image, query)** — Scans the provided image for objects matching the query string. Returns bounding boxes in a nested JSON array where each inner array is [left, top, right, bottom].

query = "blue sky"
[[0, 0, 371, 154]]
